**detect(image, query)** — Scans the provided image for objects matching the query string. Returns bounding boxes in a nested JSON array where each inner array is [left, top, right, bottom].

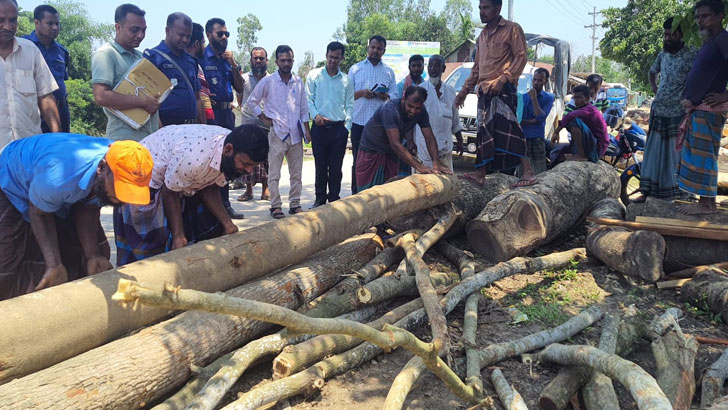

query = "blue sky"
[[18, 0, 628, 67]]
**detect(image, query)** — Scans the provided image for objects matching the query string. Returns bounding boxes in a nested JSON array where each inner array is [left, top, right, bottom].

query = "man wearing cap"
[[113, 124, 268, 265], [0, 133, 153, 300]]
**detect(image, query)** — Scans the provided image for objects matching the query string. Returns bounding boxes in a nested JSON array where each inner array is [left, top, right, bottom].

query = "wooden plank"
[[656, 279, 691, 289], [636, 216, 728, 231], [586, 217, 728, 241]]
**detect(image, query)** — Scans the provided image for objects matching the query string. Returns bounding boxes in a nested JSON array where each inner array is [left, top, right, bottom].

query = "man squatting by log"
[[113, 124, 268, 266], [677, 0, 728, 215], [551, 85, 610, 163], [0, 134, 153, 300], [454, 0, 536, 187], [355, 85, 451, 191]]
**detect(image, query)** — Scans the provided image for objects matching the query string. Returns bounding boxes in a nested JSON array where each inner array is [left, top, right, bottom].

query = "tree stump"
[[467, 161, 619, 262], [680, 268, 728, 324]]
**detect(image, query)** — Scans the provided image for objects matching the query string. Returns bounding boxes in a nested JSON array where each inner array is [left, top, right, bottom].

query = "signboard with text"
[[382, 41, 440, 83]]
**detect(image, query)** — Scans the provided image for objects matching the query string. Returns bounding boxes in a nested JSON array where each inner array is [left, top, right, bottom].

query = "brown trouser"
[[0, 189, 109, 301]]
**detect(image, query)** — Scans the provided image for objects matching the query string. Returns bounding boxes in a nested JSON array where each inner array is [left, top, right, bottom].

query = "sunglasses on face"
[[216, 31, 230, 38]]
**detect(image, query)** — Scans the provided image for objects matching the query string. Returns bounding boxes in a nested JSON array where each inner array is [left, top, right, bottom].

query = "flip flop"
[[237, 192, 253, 202], [459, 173, 484, 185], [270, 207, 285, 219], [289, 206, 304, 215], [511, 178, 537, 188]]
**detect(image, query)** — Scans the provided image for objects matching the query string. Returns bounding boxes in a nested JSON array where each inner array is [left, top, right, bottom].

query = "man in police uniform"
[[145, 12, 205, 125], [23, 4, 70, 133], [202, 17, 245, 218]]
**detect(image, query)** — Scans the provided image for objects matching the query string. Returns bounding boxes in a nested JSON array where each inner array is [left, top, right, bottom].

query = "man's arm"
[[28, 203, 68, 290], [92, 83, 160, 114], [420, 126, 452, 174], [37, 94, 61, 132], [299, 81, 312, 143], [197, 184, 238, 235], [231, 67, 245, 94], [161, 185, 187, 249], [501, 24, 528, 85], [196, 92, 206, 124], [345, 77, 354, 131], [649, 71, 658, 95], [246, 77, 271, 126], [386, 127, 423, 170], [305, 71, 322, 125], [72, 203, 112, 274]]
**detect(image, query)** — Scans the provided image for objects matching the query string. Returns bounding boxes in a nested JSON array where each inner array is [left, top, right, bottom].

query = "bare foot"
[[511, 178, 537, 188], [460, 172, 484, 185], [678, 202, 717, 215]]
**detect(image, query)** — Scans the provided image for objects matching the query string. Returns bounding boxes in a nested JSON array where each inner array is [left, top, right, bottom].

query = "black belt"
[[320, 120, 345, 128], [212, 101, 233, 110]]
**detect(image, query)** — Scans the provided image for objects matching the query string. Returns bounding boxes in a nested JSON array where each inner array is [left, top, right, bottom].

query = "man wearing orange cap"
[[0, 133, 153, 300], [113, 123, 268, 265]]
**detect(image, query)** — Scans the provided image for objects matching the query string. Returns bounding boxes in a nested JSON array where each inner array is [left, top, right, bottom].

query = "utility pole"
[[508, 0, 514, 20], [585, 6, 600, 73]]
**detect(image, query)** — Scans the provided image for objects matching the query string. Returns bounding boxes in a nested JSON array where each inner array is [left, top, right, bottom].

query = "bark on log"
[[355, 271, 453, 305], [681, 269, 728, 324], [387, 174, 517, 237], [648, 308, 683, 340], [702, 348, 728, 408], [652, 328, 698, 410], [668, 262, 728, 279], [539, 313, 621, 410], [383, 355, 428, 410], [533, 344, 672, 410], [0, 234, 380, 409], [627, 197, 728, 272], [0, 174, 457, 384], [272, 298, 424, 379], [401, 233, 450, 355], [479, 305, 604, 368], [586, 198, 665, 283], [187, 307, 377, 410], [490, 368, 529, 410], [581, 312, 620, 410], [467, 161, 619, 262]]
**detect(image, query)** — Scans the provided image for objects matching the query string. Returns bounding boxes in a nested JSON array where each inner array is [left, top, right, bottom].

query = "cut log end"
[[273, 357, 293, 380]]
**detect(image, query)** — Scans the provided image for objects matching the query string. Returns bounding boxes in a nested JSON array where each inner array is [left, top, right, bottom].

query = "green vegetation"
[[684, 294, 722, 325]]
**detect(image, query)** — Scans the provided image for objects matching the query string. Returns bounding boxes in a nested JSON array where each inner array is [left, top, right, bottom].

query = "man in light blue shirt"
[[395, 54, 425, 98], [520, 68, 554, 174], [306, 42, 354, 208], [348, 35, 397, 193], [0, 133, 153, 300]]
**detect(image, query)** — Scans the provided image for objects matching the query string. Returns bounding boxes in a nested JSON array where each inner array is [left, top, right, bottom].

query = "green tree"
[[442, 0, 472, 31], [572, 55, 630, 85], [236, 13, 262, 70], [297, 50, 315, 80], [65, 79, 106, 135], [600, 0, 690, 89]]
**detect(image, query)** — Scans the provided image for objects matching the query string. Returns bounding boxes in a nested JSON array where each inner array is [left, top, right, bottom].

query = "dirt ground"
[[216, 225, 728, 410]]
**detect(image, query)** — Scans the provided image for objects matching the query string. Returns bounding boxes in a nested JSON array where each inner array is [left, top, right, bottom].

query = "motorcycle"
[[603, 121, 647, 205]]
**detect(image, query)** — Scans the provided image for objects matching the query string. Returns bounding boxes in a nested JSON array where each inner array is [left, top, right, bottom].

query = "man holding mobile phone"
[[348, 35, 397, 193]]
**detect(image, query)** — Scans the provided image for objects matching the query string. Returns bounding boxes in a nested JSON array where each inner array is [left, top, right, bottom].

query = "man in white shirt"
[[415, 55, 463, 171], [0, 0, 60, 150]]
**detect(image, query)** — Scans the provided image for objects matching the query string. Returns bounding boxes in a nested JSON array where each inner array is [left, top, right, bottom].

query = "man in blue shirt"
[[520, 68, 554, 174], [0, 133, 153, 300], [396, 54, 425, 98], [23, 5, 70, 133], [144, 12, 204, 126], [306, 41, 354, 208], [201, 17, 245, 219]]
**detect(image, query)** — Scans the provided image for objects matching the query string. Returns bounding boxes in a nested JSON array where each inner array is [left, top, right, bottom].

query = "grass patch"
[[516, 302, 569, 327], [684, 293, 722, 325]]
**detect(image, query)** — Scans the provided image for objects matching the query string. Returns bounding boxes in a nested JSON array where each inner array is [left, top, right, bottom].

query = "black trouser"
[[41, 94, 70, 133], [159, 115, 196, 126], [350, 123, 365, 194], [211, 108, 235, 208], [312, 122, 348, 203]]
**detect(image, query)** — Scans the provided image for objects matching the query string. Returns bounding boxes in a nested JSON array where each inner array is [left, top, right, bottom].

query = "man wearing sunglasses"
[[202, 17, 245, 219]]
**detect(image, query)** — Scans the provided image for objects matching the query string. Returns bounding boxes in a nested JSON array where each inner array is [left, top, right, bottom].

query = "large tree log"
[[387, 174, 517, 236], [702, 348, 728, 408], [626, 197, 728, 272], [532, 344, 672, 410], [0, 174, 458, 384], [680, 269, 728, 324], [467, 161, 619, 262], [586, 198, 666, 282], [652, 327, 698, 409], [0, 234, 380, 409]]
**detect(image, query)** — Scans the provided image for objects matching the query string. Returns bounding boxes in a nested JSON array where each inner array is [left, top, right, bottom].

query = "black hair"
[[369, 35, 387, 47], [166, 12, 191, 28], [225, 124, 269, 162], [33, 4, 58, 21], [403, 85, 428, 104], [114, 4, 145, 24], [695, 0, 725, 15], [205, 18, 225, 33], [482, 0, 503, 6], [586, 73, 603, 86], [573, 85, 590, 98], [275, 45, 293, 59], [190, 23, 204, 44], [0, 0, 18, 8], [664, 17, 683, 34], [408, 54, 424, 65], [534, 67, 550, 79], [326, 41, 346, 56], [250, 46, 267, 58]]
